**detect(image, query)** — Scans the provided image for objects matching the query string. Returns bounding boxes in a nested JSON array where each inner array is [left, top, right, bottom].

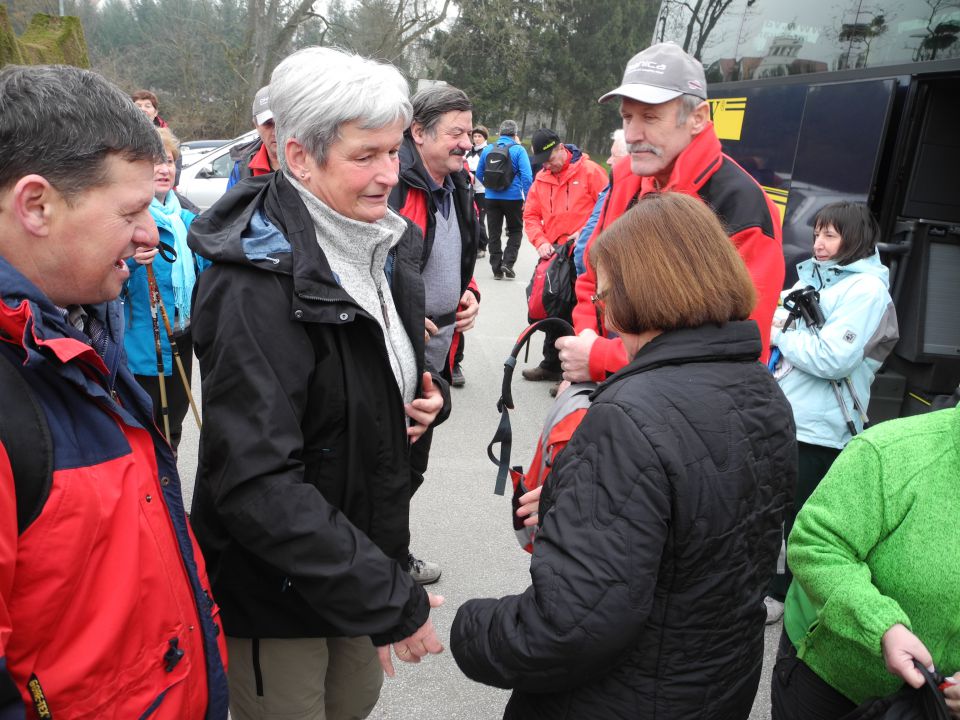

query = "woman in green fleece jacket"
[[771, 406, 960, 719]]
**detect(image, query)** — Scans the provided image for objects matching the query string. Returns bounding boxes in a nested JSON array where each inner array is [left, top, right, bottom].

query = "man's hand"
[[406, 372, 443, 442], [132, 246, 159, 265], [555, 329, 597, 383], [881, 623, 934, 689], [455, 290, 479, 332], [377, 593, 445, 677], [536, 243, 554, 260]]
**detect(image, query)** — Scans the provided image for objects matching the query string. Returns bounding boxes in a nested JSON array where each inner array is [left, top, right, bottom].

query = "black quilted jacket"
[[452, 321, 797, 719]]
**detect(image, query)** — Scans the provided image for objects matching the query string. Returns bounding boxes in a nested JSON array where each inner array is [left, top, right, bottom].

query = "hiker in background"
[[574, 128, 628, 275], [764, 202, 898, 624], [465, 124, 490, 258], [771, 405, 960, 719], [452, 192, 795, 720], [126, 126, 206, 454], [520, 127, 606, 395], [227, 85, 280, 189], [476, 119, 532, 280]]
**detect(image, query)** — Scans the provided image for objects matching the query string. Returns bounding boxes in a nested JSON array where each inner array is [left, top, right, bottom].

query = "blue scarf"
[[151, 192, 196, 329]]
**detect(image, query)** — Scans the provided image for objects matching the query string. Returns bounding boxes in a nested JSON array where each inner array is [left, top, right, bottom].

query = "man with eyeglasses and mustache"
[[389, 84, 482, 585], [557, 42, 785, 382]]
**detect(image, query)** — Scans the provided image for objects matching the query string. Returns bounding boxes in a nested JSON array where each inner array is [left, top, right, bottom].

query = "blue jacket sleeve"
[[575, 187, 608, 275], [226, 160, 241, 191], [515, 146, 533, 196]]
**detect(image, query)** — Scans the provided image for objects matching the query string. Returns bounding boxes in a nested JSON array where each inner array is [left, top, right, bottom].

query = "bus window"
[[658, 0, 960, 80]]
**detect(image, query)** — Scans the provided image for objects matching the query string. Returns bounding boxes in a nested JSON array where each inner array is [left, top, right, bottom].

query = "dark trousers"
[[486, 198, 524, 272], [134, 331, 194, 454], [475, 192, 489, 250], [771, 629, 856, 720], [769, 442, 841, 600]]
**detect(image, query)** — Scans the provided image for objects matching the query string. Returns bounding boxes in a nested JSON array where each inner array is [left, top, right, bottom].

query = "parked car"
[[178, 130, 258, 211], [180, 139, 229, 166]]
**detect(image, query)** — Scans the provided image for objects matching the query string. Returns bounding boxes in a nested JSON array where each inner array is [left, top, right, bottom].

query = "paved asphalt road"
[[177, 237, 779, 719]]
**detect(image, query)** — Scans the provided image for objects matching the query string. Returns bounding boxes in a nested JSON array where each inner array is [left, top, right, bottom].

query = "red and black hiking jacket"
[[0, 256, 228, 719]]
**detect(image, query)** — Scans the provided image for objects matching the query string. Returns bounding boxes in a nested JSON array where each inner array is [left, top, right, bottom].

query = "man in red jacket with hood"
[[557, 42, 784, 382]]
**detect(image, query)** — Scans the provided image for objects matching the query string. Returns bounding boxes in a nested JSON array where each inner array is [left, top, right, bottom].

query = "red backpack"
[[487, 318, 594, 553]]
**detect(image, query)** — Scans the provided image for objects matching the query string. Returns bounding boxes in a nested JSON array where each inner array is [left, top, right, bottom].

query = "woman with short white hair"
[[187, 46, 448, 720]]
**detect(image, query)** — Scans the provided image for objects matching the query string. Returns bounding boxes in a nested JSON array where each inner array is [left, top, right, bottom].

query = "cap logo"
[[688, 80, 703, 90], [542, 140, 557, 151], [627, 58, 667, 74]]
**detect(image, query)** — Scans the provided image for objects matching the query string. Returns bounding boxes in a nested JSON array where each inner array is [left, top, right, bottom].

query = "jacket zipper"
[[375, 284, 391, 329]]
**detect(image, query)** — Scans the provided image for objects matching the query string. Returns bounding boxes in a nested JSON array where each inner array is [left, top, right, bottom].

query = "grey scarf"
[[291, 174, 418, 405]]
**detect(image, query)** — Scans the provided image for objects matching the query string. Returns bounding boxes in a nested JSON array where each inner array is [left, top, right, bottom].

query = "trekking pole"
[[147, 269, 172, 445], [146, 265, 202, 429]]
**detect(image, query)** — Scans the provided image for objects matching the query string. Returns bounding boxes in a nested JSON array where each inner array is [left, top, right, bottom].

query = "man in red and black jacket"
[[388, 84, 481, 584], [558, 43, 784, 382]]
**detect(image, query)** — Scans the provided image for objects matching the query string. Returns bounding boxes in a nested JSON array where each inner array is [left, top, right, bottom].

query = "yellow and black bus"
[[655, 0, 960, 419]]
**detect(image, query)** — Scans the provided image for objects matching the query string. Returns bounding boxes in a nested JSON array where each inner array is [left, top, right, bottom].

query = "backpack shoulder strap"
[[0, 350, 54, 534]]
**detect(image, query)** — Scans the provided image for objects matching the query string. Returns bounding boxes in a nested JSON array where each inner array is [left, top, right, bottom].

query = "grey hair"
[[0, 65, 162, 200], [499, 119, 519, 137], [675, 94, 706, 126], [411, 85, 472, 137], [270, 46, 412, 172], [610, 128, 626, 152]]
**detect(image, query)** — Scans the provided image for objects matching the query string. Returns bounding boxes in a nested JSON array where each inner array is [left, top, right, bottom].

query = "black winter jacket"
[[452, 322, 797, 719], [187, 172, 448, 646]]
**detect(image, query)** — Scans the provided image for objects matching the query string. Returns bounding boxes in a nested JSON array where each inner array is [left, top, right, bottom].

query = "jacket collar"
[[0, 254, 126, 395], [598, 321, 761, 393], [639, 123, 723, 196]]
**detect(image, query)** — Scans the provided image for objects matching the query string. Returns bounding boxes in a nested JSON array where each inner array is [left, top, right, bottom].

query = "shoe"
[[477, 248, 487, 258], [451, 363, 465, 387], [408, 553, 441, 585], [493, 269, 504, 280], [549, 381, 561, 398], [764, 596, 784, 625], [502, 266, 516, 280], [522, 366, 562, 382]]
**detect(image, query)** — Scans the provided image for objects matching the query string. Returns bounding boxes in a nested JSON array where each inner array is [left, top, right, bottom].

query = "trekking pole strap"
[[487, 404, 513, 496]]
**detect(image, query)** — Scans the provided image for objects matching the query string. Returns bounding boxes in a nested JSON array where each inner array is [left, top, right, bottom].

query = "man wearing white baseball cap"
[[227, 85, 280, 189], [558, 42, 785, 380]]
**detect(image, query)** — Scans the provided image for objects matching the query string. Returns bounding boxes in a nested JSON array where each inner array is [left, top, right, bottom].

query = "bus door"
[[880, 75, 960, 414]]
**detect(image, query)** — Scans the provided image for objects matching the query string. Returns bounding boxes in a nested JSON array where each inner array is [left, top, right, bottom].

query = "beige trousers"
[[226, 636, 383, 720]]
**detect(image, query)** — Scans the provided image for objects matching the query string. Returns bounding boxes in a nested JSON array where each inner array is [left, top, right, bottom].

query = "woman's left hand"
[[516, 485, 542, 527], [406, 372, 443, 442]]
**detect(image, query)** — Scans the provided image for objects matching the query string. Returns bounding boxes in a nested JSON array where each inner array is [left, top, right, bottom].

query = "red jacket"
[[0, 263, 228, 719], [523, 146, 608, 249], [574, 124, 784, 379]]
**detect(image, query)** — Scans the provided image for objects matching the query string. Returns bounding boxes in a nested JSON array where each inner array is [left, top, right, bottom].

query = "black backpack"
[[0, 351, 53, 535], [483, 141, 516, 191]]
